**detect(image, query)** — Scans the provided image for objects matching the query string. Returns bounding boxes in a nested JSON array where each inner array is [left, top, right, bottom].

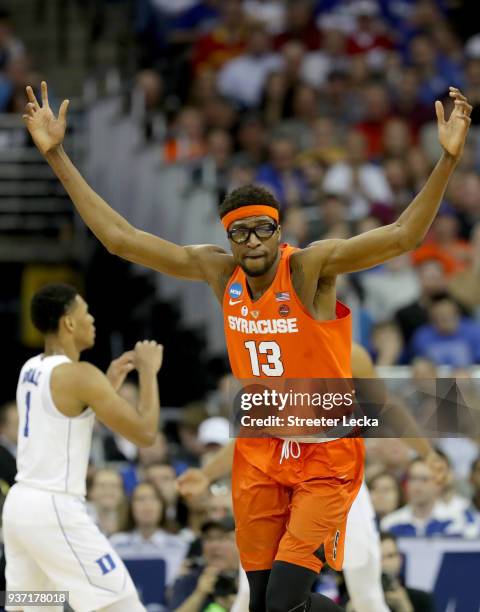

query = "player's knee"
[[266, 583, 308, 612]]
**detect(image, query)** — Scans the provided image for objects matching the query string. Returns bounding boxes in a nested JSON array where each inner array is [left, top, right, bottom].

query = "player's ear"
[[62, 313, 75, 334]]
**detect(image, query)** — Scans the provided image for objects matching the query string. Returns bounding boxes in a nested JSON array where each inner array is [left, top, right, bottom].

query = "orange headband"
[[221, 205, 279, 231]]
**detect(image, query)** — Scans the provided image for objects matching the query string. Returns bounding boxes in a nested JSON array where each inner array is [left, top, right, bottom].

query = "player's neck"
[[43, 335, 80, 362], [245, 251, 281, 301]]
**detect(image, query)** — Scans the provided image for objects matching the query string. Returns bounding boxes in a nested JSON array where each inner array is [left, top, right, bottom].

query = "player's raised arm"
[[22, 81, 225, 281], [63, 340, 163, 446], [299, 88, 472, 278]]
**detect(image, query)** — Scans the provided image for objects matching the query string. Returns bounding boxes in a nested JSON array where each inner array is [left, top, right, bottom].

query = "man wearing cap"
[[169, 516, 240, 612]]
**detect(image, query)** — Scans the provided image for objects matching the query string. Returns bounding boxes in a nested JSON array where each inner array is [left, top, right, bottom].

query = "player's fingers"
[[449, 87, 467, 101], [41, 81, 50, 107], [435, 100, 445, 124], [25, 102, 37, 114], [117, 350, 135, 363], [58, 99, 69, 123], [26, 85, 40, 108]]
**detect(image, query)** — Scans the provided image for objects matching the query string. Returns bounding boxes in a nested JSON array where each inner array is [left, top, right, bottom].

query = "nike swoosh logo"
[[229, 299, 242, 305]]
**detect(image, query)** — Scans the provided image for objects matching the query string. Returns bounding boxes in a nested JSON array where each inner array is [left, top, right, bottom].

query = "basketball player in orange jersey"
[[176, 343, 446, 612], [23, 81, 471, 612]]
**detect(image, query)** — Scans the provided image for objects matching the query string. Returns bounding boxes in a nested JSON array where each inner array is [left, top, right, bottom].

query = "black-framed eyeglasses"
[[227, 222, 278, 244]]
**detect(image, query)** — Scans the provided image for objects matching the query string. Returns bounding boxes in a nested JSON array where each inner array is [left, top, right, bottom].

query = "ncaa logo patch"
[[229, 282, 243, 299], [241, 305, 248, 316]]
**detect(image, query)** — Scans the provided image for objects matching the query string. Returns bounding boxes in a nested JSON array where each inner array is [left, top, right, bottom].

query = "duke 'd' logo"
[[229, 282, 243, 299]]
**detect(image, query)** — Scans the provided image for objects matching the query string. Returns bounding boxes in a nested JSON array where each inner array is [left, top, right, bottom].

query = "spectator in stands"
[[354, 81, 393, 160], [308, 193, 351, 241], [323, 130, 393, 219], [368, 472, 403, 526], [360, 254, 420, 324], [383, 157, 415, 214], [282, 207, 309, 247], [205, 488, 233, 522], [448, 223, 480, 315], [111, 481, 188, 586], [370, 321, 405, 366], [301, 20, 348, 90], [274, 0, 321, 51], [380, 532, 436, 612], [198, 417, 230, 466], [345, 1, 394, 69], [217, 24, 281, 108], [381, 457, 474, 537], [406, 145, 433, 193], [88, 468, 127, 536], [175, 403, 208, 473], [408, 32, 464, 106], [191, 0, 250, 75], [169, 515, 239, 612], [122, 431, 170, 495], [382, 117, 414, 160], [410, 293, 480, 367], [234, 114, 268, 166], [412, 211, 472, 276], [145, 461, 182, 529], [395, 259, 447, 344], [317, 69, 363, 126], [260, 70, 289, 127], [243, 0, 286, 35], [434, 451, 478, 537], [0, 401, 18, 489], [273, 83, 320, 150], [202, 95, 237, 131], [162, 107, 206, 164], [469, 456, 480, 521], [391, 67, 435, 134], [256, 136, 307, 210], [399, 357, 438, 426]]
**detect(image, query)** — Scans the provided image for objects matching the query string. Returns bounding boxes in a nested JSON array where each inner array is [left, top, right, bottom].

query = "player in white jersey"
[[2, 283, 163, 612], [177, 343, 445, 612]]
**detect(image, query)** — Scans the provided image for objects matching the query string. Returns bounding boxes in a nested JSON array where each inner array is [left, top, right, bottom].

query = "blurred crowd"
[[0, 8, 35, 115], [129, 0, 480, 369]]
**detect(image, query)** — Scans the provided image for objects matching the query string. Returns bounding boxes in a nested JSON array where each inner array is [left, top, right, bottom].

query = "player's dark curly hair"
[[31, 283, 78, 334], [219, 184, 280, 220]]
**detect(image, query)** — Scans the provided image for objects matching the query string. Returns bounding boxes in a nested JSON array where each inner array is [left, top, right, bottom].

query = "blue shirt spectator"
[[381, 458, 479, 538], [410, 294, 480, 367]]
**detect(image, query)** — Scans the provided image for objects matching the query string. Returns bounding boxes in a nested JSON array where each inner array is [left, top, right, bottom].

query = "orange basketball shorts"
[[232, 437, 365, 573]]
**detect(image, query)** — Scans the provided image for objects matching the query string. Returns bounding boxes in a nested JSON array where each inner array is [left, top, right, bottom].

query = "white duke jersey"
[[15, 354, 95, 498]]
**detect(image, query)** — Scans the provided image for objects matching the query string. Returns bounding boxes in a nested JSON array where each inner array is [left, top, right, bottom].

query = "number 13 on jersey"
[[244, 341, 284, 376]]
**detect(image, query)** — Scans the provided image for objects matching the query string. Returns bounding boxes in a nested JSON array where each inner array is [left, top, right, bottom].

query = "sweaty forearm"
[[397, 152, 457, 248], [45, 146, 132, 251], [202, 440, 235, 483], [137, 368, 160, 441]]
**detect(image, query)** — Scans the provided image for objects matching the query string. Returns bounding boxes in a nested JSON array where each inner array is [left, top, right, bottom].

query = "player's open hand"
[[22, 81, 69, 155], [436, 87, 472, 160], [176, 468, 210, 498], [106, 351, 135, 391], [133, 340, 164, 374]]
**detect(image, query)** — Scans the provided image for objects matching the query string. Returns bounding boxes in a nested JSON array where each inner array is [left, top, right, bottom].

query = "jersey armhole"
[[43, 363, 93, 421]]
